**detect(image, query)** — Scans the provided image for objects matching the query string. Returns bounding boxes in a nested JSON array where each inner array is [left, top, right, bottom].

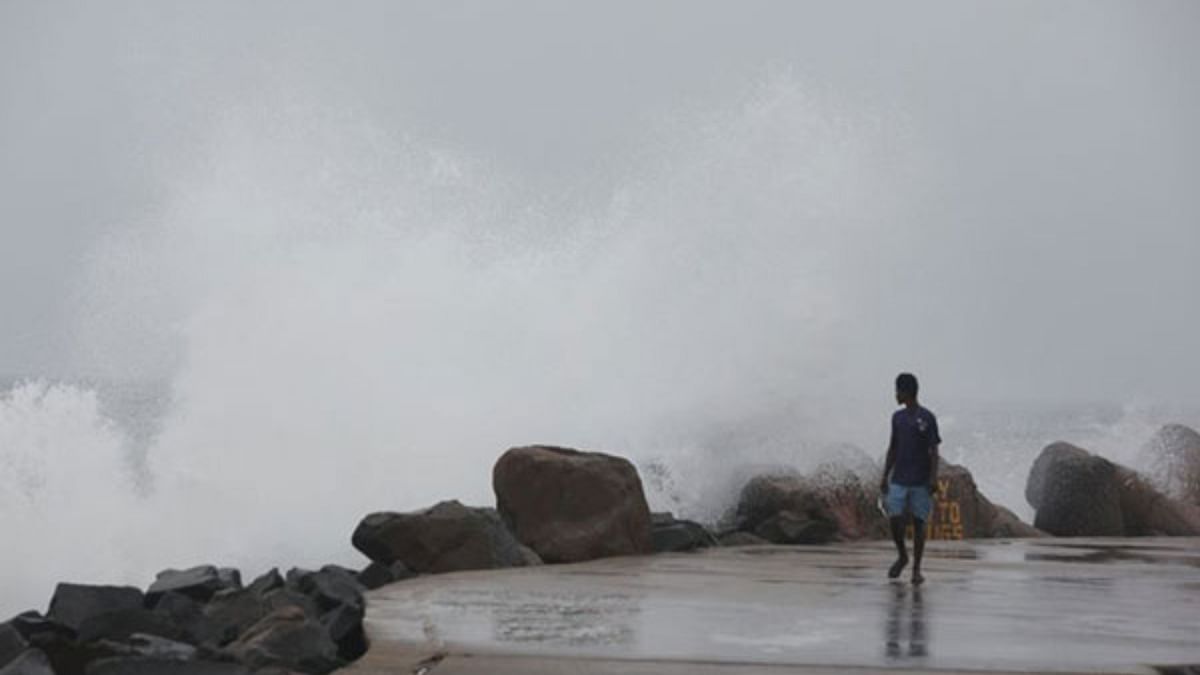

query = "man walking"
[[880, 372, 940, 585]]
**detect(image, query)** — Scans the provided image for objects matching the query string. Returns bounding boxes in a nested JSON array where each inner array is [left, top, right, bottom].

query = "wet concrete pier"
[[346, 538, 1200, 674]]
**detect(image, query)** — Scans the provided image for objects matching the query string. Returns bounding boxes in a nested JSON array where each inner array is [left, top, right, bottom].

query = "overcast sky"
[[1, 1, 1198, 403]]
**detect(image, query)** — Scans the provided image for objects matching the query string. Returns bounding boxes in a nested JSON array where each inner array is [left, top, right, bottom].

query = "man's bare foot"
[[912, 570, 925, 586], [888, 556, 909, 579]]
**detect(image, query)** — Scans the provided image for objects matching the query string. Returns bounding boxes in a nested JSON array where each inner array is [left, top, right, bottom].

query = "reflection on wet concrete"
[[884, 584, 927, 661], [492, 591, 638, 647], [352, 538, 1200, 674]]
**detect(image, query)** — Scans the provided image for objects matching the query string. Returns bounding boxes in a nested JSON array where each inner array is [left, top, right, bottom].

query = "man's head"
[[895, 372, 919, 405]]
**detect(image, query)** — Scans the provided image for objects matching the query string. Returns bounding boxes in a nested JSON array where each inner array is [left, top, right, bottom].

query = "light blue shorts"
[[886, 483, 933, 522]]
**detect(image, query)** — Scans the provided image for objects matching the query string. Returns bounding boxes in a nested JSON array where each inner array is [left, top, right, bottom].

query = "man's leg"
[[911, 518, 926, 585], [888, 515, 909, 579]]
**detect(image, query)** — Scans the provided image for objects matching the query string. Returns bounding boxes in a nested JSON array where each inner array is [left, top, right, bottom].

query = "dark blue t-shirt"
[[891, 406, 941, 486]]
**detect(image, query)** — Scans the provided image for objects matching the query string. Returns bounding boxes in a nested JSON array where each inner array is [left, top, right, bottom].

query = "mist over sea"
[[2, 1, 1198, 617]]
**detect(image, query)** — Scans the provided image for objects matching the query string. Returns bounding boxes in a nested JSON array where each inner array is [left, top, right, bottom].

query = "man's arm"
[[881, 428, 897, 494], [928, 414, 942, 494], [928, 443, 940, 495]]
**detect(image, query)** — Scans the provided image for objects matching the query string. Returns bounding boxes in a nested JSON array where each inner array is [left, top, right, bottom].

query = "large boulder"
[[147, 567, 231, 605], [1138, 424, 1200, 505], [1026, 443, 1126, 536], [1026, 442, 1200, 537], [933, 462, 1043, 539], [47, 584, 144, 634], [352, 500, 537, 574], [223, 607, 340, 675], [734, 471, 874, 544], [286, 568, 363, 615], [493, 446, 653, 563]]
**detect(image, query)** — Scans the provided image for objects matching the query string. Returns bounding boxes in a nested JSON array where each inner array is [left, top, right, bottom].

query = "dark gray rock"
[[318, 605, 365, 663], [48, 584, 144, 633], [9, 612, 73, 646], [93, 634, 197, 662], [223, 607, 340, 674], [355, 562, 414, 591], [260, 591, 319, 621], [10, 611, 120, 675], [197, 591, 270, 648], [86, 658, 251, 675], [215, 570, 242, 593], [493, 446, 653, 563], [76, 608, 187, 643], [147, 567, 225, 604], [717, 531, 771, 546], [650, 516, 717, 553], [352, 500, 535, 574], [753, 510, 837, 545], [245, 570, 283, 597], [290, 568, 363, 614], [145, 594, 217, 647], [1027, 443, 1126, 536], [0, 649, 54, 675], [1, 622, 29, 669]]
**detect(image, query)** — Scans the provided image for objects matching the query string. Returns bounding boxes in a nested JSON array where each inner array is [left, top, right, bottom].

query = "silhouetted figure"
[[880, 372, 941, 585]]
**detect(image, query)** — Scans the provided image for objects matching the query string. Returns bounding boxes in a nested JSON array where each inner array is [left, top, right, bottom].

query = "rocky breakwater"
[[0, 564, 371, 675], [729, 460, 1041, 544], [1026, 437, 1200, 537]]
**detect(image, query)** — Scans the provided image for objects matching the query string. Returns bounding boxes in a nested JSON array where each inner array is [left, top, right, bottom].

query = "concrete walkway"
[[346, 538, 1200, 674]]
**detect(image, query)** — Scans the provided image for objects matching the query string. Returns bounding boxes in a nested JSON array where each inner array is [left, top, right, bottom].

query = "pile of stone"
[[10, 425, 1196, 674], [352, 445, 676, 574], [1, 564, 371, 675], [725, 460, 1041, 545]]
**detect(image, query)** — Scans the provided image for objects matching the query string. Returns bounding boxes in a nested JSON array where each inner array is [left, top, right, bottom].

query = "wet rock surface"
[[732, 461, 1036, 543], [0, 649, 55, 675], [934, 462, 1043, 539], [47, 586, 144, 635], [1027, 442, 1200, 536], [223, 607, 340, 674], [3, 561, 369, 675], [650, 514, 718, 553], [493, 445, 653, 563], [146, 567, 232, 605], [352, 500, 537, 574]]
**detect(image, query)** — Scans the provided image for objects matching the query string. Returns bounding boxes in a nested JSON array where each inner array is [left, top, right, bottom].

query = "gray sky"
[[1, 1, 1198, 403]]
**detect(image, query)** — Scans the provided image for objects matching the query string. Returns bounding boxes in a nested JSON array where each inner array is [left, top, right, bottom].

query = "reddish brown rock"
[[735, 460, 1038, 543], [493, 446, 652, 563], [932, 462, 1043, 539], [352, 500, 537, 574]]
